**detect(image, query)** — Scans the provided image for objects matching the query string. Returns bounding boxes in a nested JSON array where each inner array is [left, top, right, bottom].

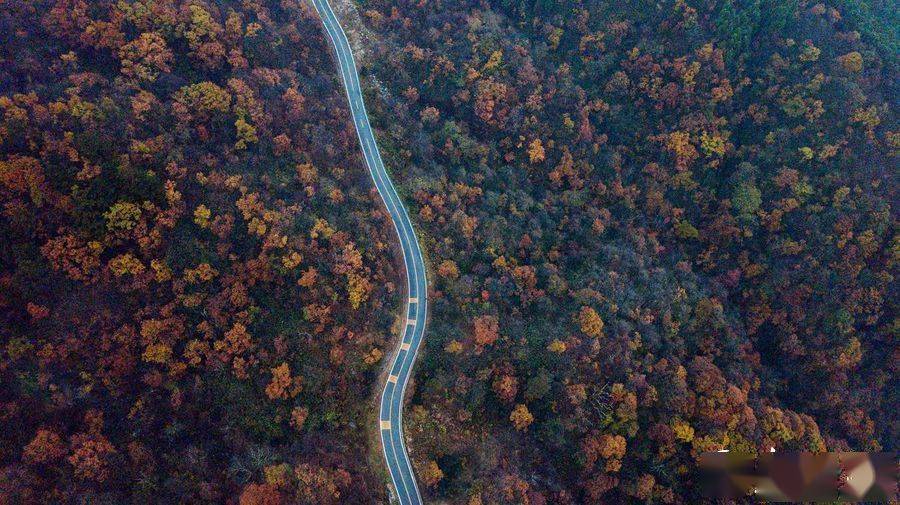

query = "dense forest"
[[1, 0, 399, 502], [0, 0, 897, 503], [348, 0, 897, 502]]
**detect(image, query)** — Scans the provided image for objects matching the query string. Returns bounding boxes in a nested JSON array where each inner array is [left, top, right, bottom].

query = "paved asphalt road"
[[311, 0, 428, 503]]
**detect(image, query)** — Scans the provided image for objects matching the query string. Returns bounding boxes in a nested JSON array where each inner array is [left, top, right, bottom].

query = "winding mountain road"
[[310, 0, 427, 503]]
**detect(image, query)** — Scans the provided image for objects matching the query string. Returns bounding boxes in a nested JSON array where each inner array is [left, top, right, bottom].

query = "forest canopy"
[[1, 0, 400, 502], [0, 0, 897, 503], [350, 0, 897, 502]]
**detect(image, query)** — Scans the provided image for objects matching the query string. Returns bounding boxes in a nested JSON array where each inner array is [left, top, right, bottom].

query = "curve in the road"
[[310, 0, 428, 503]]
